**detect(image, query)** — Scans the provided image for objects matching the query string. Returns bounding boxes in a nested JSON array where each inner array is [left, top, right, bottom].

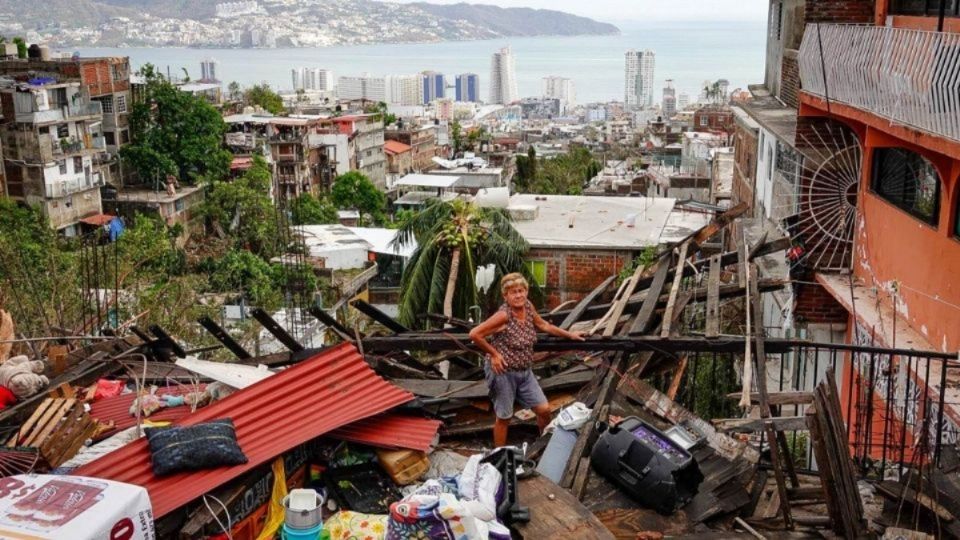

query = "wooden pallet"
[[5, 398, 96, 468]]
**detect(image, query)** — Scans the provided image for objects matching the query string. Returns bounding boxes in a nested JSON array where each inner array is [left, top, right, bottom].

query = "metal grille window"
[[99, 97, 114, 114], [871, 148, 941, 226], [890, 0, 959, 16], [115, 95, 127, 114]]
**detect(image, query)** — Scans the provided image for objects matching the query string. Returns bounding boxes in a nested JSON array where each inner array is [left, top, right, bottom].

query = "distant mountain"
[[0, 0, 620, 48], [410, 3, 620, 37]]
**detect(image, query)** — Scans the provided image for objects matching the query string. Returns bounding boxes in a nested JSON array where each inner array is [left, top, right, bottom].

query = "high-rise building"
[[455, 73, 479, 102], [678, 92, 691, 110], [662, 79, 677, 118], [386, 75, 423, 106], [489, 47, 518, 105], [624, 49, 655, 108], [315, 69, 334, 92], [542, 76, 576, 112], [337, 75, 386, 102], [291, 67, 303, 91], [422, 71, 445, 103], [200, 58, 218, 82]]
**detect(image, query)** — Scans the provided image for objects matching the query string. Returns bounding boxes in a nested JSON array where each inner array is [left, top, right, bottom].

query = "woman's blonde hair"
[[500, 272, 529, 294]]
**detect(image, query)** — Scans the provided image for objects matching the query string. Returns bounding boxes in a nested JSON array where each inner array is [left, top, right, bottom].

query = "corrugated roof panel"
[[89, 385, 206, 435], [73, 343, 413, 518], [328, 413, 441, 453]]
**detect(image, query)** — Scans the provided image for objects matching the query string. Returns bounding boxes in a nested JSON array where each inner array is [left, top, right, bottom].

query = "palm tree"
[[392, 198, 530, 327]]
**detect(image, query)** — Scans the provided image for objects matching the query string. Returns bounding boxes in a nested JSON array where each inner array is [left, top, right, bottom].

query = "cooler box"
[[590, 417, 704, 515]]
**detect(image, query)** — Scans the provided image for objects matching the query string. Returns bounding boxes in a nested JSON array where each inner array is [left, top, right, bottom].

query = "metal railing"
[[667, 340, 959, 476], [66, 102, 102, 119], [799, 24, 960, 143]]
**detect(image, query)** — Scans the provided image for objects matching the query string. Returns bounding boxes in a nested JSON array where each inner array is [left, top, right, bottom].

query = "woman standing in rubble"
[[469, 273, 585, 448]]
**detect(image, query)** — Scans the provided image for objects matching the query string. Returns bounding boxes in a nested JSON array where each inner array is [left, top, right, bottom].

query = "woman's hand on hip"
[[491, 352, 507, 374]]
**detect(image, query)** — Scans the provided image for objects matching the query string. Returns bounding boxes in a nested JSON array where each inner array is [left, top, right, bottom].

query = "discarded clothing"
[[325, 510, 388, 540]]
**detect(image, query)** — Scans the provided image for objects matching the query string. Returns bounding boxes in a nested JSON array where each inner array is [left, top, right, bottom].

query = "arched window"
[[871, 148, 941, 226]]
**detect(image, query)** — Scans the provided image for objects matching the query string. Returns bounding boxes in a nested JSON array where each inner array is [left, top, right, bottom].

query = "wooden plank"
[[7, 399, 53, 447], [350, 299, 409, 334], [629, 257, 672, 335], [715, 416, 809, 433], [737, 229, 749, 289], [690, 202, 749, 247], [560, 357, 622, 488], [660, 241, 689, 338], [726, 391, 814, 406], [666, 356, 688, 400], [705, 254, 721, 338], [24, 399, 74, 448], [513, 475, 615, 540], [765, 422, 794, 529], [561, 275, 616, 331]]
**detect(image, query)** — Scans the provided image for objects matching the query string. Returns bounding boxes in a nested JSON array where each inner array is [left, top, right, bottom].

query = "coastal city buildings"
[[337, 74, 387, 102], [200, 58, 218, 82], [542, 76, 576, 113], [488, 47, 518, 105], [662, 79, 677, 118], [386, 75, 423, 106], [0, 78, 108, 235], [421, 71, 445, 104], [291, 68, 335, 92], [455, 73, 479, 103], [624, 49, 655, 108]]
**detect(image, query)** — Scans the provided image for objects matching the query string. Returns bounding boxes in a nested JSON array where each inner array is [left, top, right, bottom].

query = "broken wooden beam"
[[714, 416, 810, 433], [350, 299, 410, 334], [726, 391, 814, 406], [197, 316, 252, 360], [561, 275, 616, 331], [705, 254, 721, 338], [249, 308, 305, 352]]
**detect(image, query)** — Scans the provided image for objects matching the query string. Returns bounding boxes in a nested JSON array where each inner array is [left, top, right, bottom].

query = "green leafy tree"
[[331, 171, 386, 226], [451, 121, 463, 156], [291, 193, 338, 225], [206, 249, 284, 310], [122, 64, 232, 185], [244, 83, 285, 115], [514, 146, 538, 191], [392, 199, 531, 326], [364, 101, 396, 126], [12, 37, 25, 59], [227, 81, 242, 102], [530, 147, 600, 195], [0, 200, 83, 336], [202, 154, 281, 257]]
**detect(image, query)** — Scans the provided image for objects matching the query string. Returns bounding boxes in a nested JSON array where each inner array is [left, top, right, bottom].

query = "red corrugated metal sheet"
[[89, 385, 207, 436], [328, 413, 441, 452], [73, 343, 413, 518]]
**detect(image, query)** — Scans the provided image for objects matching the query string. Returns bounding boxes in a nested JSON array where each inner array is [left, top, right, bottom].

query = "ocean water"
[[76, 20, 766, 104]]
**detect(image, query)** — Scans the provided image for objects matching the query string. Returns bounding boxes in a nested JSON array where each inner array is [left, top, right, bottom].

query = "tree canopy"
[[202, 154, 281, 258], [331, 171, 386, 226], [121, 64, 232, 185], [244, 83, 285, 115], [514, 146, 600, 195], [291, 193, 339, 226], [393, 199, 532, 327]]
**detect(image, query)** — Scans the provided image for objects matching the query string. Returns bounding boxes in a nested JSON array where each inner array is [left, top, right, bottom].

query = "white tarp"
[[0, 474, 154, 539]]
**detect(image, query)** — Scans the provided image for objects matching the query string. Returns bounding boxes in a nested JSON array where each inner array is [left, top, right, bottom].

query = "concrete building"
[[422, 71, 445, 103], [200, 58, 218, 82], [337, 75, 386, 102], [488, 47, 518, 105], [0, 56, 132, 187], [662, 79, 677, 118], [386, 75, 423, 107], [542, 76, 576, 112], [384, 124, 436, 173], [455, 73, 479, 103], [329, 114, 387, 189], [625, 49, 655, 108], [0, 79, 108, 235], [492, 194, 709, 308], [384, 139, 413, 190]]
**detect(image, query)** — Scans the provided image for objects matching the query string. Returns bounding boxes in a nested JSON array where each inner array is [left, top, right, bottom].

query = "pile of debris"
[[0, 204, 952, 539]]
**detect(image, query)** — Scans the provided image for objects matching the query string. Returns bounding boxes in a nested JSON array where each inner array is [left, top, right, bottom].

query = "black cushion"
[[145, 418, 247, 476]]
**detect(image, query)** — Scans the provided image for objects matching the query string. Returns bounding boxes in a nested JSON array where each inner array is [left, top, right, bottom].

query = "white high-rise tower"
[[625, 49, 655, 109], [489, 47, 518, 105], [542, 76, 576, 111]]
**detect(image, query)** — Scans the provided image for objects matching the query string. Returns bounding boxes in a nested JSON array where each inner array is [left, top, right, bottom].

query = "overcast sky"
[[389, 0, 769, 23]]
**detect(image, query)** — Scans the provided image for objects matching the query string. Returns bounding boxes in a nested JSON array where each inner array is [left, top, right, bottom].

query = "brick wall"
[[732, 120, 758, 216], [780, 55, 800, 109], [794, 281, 849, 324], [805, 0, 874, 23], [527, 248, 632, 309]]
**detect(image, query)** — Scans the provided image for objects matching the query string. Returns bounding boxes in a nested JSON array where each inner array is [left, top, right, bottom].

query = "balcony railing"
[[799, 24, 960, 143]]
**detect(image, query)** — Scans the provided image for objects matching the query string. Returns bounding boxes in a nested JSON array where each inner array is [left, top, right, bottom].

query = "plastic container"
[[281, 522, 322, 540], [282, 489, 324, 530], [376, 449, 429, 486]]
